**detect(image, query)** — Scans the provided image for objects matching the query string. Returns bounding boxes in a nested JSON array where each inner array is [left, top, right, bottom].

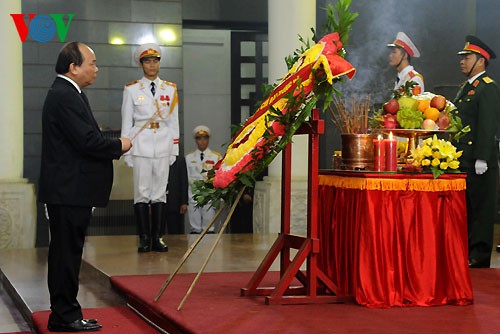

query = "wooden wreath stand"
[[241, 109, 340, 305]]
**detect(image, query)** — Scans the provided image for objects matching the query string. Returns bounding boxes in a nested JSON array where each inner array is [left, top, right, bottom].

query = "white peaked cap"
[[134, 43, 161, 65], [387, 32, 421, 58], [193, 125, 210, 137]]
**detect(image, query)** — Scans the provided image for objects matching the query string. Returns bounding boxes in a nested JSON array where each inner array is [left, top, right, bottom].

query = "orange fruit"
[[417, 100, 430, 113], [424, 107, 440, 121]]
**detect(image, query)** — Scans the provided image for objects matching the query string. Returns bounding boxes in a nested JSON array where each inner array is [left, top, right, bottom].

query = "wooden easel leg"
[[177, 187, 246, 310], [154, 205, 226, 302], [240, 234, 286, 296]]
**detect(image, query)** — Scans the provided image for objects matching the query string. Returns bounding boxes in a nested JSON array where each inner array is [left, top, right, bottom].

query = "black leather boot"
[[151, 202, 168, 252], [134, 203, 151, 252]]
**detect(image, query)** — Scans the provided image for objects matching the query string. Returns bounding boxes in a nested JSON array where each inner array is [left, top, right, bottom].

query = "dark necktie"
[[151, 82, 156, 96], [200, 152, 204, 161]]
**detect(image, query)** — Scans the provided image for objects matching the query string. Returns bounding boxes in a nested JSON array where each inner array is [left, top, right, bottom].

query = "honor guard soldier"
[[121, 43, 179, 252], [387, 32, 425, 92], [186, 126, 221, 233], [453, 35, 500, 268]]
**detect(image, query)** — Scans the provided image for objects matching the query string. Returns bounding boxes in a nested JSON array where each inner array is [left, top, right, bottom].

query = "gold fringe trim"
[[319, 175, 466, 192]]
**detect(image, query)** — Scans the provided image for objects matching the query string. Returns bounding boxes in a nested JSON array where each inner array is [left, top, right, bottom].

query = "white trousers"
[[188, 201, 215, 233], [132, 156, 170, 204]]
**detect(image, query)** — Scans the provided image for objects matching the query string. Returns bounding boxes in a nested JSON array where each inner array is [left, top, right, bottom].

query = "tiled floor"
[[1, 227, 499, 333]]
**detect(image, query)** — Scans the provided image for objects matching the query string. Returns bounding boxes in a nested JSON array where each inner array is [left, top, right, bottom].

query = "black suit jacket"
[[38, 77, 122, 207], [167, 156, 189, 213]]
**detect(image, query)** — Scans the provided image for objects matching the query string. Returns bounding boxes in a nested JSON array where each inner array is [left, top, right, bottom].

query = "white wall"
[[182, 29, 231, 155]]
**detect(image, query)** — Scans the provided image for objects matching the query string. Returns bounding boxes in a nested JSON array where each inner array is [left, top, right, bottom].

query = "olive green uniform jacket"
[[453, 72, 500, 264]]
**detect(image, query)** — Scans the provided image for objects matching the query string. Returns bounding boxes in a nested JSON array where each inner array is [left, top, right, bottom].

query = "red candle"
[[373, 135, 386, 172], [385, 132, 398, 172]]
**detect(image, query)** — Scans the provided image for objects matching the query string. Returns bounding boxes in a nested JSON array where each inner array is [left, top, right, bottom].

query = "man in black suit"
[[165, 156, 188, 234], [38, 42, 132, 332]]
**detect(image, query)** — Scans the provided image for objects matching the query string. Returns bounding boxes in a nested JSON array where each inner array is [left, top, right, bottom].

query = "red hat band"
[[140, 48, 160, 60], [394, 39, 414, 57], [196, 130, 209, 137], [464, 42, 490, 61]]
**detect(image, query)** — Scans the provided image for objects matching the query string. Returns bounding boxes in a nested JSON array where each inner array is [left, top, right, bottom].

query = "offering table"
[[317, 171, 473, 308]]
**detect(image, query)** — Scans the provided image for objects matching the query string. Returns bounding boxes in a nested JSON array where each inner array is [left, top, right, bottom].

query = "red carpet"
[[31, 306, 159, 334], [111, 269, 500, 334]]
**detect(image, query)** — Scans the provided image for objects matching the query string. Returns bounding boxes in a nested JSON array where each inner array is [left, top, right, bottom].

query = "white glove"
[[169, 155, 177, 166], [475, 159, 488, 175], [124, 154, 133, 167]]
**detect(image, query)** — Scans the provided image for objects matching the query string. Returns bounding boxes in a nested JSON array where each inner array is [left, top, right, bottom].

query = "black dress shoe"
[[138, 235, 151, 253], [469, 258, 490, 268], [496, 244, 500, 253], [48, 319, 102, 332], [152, 237, 168, 252]]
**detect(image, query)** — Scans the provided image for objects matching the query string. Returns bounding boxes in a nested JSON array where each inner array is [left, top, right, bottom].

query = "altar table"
[[317, 171, 473, 308]]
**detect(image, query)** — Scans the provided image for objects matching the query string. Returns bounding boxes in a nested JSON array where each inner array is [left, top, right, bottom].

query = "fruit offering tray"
[[380, 129, 451, 138]]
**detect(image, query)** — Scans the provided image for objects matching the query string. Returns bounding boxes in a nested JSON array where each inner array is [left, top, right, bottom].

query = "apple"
[[383, 114, 398, 129], [430, 95, 447, 111], [383, 99, 399, 114], [436, 112, 451, 130], [422, 119, 437, 130]]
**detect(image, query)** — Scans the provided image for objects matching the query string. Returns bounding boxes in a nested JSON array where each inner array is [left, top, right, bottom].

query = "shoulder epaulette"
[[483, 76, 494, 84], [125, 80, 139, 87], [213, 150, 221, 158], [163, 80, 177, 87], [409, 71, 424, 81]]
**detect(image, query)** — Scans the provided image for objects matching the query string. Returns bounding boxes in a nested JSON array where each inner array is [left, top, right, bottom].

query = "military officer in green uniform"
[[453, 35, 500, 268]]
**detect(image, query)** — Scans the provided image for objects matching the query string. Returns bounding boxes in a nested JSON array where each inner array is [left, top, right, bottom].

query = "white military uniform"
[[394, 65, 425, 91], [388, 32, 425, 92], [121, 77, 179, 204], [186, 148, 221, 233]]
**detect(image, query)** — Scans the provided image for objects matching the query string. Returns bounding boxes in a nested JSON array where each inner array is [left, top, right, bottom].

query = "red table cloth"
[[317, 171, 473, 307]]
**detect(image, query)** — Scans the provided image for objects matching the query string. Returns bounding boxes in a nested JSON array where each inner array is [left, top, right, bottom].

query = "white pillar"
[[0, 0, 23, 181], [0, 0, 36, 249], [253, 0, 316, 235]]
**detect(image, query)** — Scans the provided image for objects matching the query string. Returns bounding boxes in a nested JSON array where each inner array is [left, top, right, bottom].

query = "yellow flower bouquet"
[[410, 135, 463, 178]]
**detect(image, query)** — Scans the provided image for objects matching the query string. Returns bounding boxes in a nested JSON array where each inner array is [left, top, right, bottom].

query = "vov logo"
[[10, 14, 75, 42]]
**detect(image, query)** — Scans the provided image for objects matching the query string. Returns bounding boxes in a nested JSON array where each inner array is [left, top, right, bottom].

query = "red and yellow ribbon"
[[213, 33, 356, 188]]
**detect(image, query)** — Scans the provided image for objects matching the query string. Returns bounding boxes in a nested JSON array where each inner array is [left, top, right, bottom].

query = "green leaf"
[[431, 167, 445, 179]]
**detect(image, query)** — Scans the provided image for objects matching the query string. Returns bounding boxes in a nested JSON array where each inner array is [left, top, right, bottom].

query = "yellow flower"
[[411, 136, 461, 175], [422, 137, 432, 146], [448, 160, 460, 169], [432, 151, 443, 159], [421, 145, 433, 157], [438, 143, 455, 158]]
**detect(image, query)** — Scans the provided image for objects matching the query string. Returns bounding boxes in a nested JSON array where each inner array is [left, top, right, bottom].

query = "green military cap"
[[457, 35, 496, 60]]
